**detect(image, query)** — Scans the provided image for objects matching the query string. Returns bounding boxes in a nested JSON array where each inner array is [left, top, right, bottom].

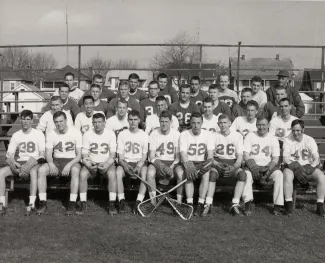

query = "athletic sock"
[[80, 193, 87, 202], [205, 197, 213, 205], [187, 198, 193, 204], [149, 191, 156, 199], [317, 199, 324, 203], [136, 194, 145, 202], [285, 198, 293, 202], [39, 193, 47, 201], [70, 194, 78, 202], [198, 198, 205, 204], [29, 196, 37, 207], [177, 194, 182, 203], [0, 196, 5, 205], [232, 198, 240, 205], [118, 193, 125, 201], [109, 192, 117, 202]]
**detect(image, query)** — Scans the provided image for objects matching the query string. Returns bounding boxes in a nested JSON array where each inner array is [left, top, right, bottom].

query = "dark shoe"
[[36, 201, 47, 215], [194, 203, 204, 217], [273, 205, 281, 216], [119, 199, 127, 214], [133, 200, 141, 215], [66, 201, 77, 216], [76, 201, 87, 215], [201, 204, 211, 217], [284, 201, 293, 216], [108, 202, 117, 215], [243, 201, 252, 216], [0, 203, 7, 215], [316, 202, 325, 218], [230, 204, 241, 216], [25, 204, 35, 216]]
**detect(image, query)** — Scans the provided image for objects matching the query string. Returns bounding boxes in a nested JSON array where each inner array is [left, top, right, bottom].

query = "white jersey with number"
[[283, 133, 319, 166], [7, 129, 45, 161], [243, 131, 280, 166], [46, 127, 82, 159], [37, 110, 73, 135], [105, 115, 129, 132], [202, 114, 220, 133], [149, 128, 180, 162], [82, 129, 117, 163], [230, 116, 257, 137], [74, 111, 104, 134], [145, 114, 179, 134], [179, 129, 214, 162], [214, 131, 243, 160], [117, 129, 149, 163], [269, 115, 297, 141]]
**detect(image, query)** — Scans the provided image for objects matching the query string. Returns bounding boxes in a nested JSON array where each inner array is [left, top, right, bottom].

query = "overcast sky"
[[0, 0, 324, 69]]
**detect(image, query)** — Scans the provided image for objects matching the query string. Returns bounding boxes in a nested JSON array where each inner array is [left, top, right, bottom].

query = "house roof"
[[105, 70, 154, 86], [0, 66, 31, 81], [3, 83, 50, 100], [166, 63, 219, 79], [42, 65, 90, 81], [229, 57, 294, 80], [303, 69, 322, 81]]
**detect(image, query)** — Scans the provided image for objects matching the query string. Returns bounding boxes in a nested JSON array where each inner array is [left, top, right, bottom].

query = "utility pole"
[[66, 5, 69, 65]]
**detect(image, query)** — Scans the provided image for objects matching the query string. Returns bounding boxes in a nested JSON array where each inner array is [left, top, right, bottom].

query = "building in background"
[[0, 66, 33, 91]]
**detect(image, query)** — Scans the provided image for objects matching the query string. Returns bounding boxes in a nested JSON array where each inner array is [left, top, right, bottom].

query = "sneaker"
[[108, 201, 117, 215], [119, 199, 127, 214], [316, 202, 325, 218], [273, 205, 281, 216], [194, 203, 204, 217], [243, 201, 252, 216], [284, 201, 293, 216], [0, 203, 7, 216], [230, 204, 241, 216], [65, 201, 77, 216], [36, 201, 47, 215], [201, 204, 211, 217], [133, 200, 141, 215], [76, 201, 87, 215], [25, 204, 35, 216]]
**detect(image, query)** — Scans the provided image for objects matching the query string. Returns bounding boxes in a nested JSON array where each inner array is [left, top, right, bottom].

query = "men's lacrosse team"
[[0, 70, 324, 219]]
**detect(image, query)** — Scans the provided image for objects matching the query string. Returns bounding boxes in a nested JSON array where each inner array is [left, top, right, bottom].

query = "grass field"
[[1, 192, 324, 263]]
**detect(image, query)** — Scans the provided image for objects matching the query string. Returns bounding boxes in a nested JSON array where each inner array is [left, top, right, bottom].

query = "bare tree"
[[112, 59, 138, 69], [0, 48, 30, 69], [83, 57, 112, 77]]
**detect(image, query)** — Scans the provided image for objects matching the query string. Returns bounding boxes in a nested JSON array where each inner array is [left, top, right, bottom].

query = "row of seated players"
[[49, 71, 305, 131], [0, 102, 324, 218]]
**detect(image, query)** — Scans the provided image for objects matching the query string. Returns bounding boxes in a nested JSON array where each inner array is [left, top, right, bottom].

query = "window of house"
[[10, 81, 15, 90]]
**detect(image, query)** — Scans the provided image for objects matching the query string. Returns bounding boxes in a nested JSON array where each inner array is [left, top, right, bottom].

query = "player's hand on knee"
[[61, 164, 71, 177], [98, 162, 109, 174], [224, 165, 235, 177], [49, 163, 59, 177]]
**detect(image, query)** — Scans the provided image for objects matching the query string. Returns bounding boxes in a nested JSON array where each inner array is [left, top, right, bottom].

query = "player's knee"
[[237, 170, 247, 182], [283, 168, 294, 182], [116, 166, 124, 178], [38, 165, 48, 177], [273, 170, 283, 181], [107, 169, 116, 181], [174, 165, 184, 180], [147, 165, 156, 178], [209, 171, 218, 182], [79, 169, 89, 180], [315, 170, 325, 184]]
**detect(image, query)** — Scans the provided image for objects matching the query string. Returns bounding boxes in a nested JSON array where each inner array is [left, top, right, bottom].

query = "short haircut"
[[20, 110, 33, 120], [246, 100, 259, 109], [203, 97, 214, 105], [117, 99, 128, 107], [53, 111, 66, 120], [279, 98, 290, 104], [64, 72, 74, 79], [92, 74, 103, 81], [251, 76, 263, 83], [148, 80, 159, 88], [59, 83, 70, 91], [51, 96, 63, 103], [83, 95, 94, 104], [157, 73, 168, 80], [128, 110, 140, 119], [119, 80, 130, 89], [219, 73, 229, 80], [218, 114, 231, 122], [128, 73, 140, 80], [90, 83, 101, 90], [159, 110, 172, 121], [241, 87, 253, 94], [209, 84, 218, 90], [180, 84, 191, 92], [275, 85, 286, 92], [256, 116, 269, 123], [190, 76, 200, 84], [93, 112, 106, 121], [156, 96, 167, 103], [291, 119, 304, 129], [190, 112, 203, 121]]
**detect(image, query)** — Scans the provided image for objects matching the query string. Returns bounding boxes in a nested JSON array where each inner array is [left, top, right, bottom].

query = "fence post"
[[78, 45, 81, 90], [236, 41, 242, 92], [199, 45, 202, 79], [321, 47, 325, 114]]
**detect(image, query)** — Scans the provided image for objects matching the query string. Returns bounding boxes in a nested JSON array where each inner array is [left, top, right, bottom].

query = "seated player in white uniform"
[[242, 117, 284, 216], [283, 119, 325, 217], [230, 100, 258, 138], [202, 114, 247, 217], [37, 111, 82, 216], [37, 96, 73, 135], [0, 110, 45, 216], [116, 110, 149, 214], [145, 96, 179, 134], [269, 98, 297, 147], [105, 99, 129, 137], [146, 111, 183, 202], [201, 97, 220, 133], [79, 113, 117, 215], [179, 113, 214, 216], [74, 95, 103, 135]]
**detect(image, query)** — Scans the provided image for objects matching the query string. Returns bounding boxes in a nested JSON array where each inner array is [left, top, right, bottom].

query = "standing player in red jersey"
[[207, 84, 232, 119], [169, 84, 200, 132], [157, 73, 178, 104], [190, 76, 209, 107], [217, 74, 238, 108], [140, 80, 159, 123], [128, 73, 147, 102]]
